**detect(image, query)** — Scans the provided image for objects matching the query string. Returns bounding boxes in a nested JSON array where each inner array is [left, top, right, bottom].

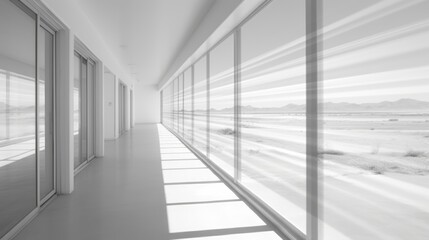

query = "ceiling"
[[74, 0, 216, 85]]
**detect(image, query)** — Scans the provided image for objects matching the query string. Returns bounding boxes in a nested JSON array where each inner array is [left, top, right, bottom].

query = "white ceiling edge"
[[157, 0, 267, 90], [39, 0, 136, 88]]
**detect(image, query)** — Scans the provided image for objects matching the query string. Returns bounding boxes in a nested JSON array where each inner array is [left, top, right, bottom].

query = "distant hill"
[[323, 98, 429, 112], [0, 102, 10, 110], [0, 101, 35, 112], [209, 98, 429, 113]]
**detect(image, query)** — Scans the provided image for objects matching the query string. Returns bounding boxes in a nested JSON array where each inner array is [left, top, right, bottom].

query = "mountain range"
[[209, 98, 429, 113]]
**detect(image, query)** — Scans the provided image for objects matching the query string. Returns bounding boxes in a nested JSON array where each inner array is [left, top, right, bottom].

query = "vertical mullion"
[[170, 83, 172, 128], [191, 65, 195, 145], [160, 90, 163, 124], [176, 78, 179, 132], [6, 72, 10, 140], [306, 0, 321, 239], [234, 29, 241, 182], [52, 29, 57, 194], [36, 14, 40, 207], [86, 59, 90, 161], [182, 73, 185, 137], [206, 54, 210, 157]]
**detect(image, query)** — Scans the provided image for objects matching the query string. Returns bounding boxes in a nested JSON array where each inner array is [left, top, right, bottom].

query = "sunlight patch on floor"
[[164, 183, 239, 204], [163, 169, 220, 184], [172, 231, 283, 240], [167, 201, 266, 233], [162, 160, 207, 170]]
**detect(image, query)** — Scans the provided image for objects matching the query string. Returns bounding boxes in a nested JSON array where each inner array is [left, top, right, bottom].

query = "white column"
[[55, 28, 74, 194]]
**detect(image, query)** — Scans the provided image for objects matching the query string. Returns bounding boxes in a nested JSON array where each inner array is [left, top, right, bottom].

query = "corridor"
[[13, 125, 283, 240]]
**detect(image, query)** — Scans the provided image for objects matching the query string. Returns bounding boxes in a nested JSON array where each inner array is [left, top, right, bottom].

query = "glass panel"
[[87, 62, 95, 158], [162, 89, 166, 126], [119, 83, 123, 134], [240, 0, 307, 232], [0, 0, 37, 237], [80, 59, 87, 165], [184, 68, 192, 143], [209, 35, 234, 176], [39, 26, 55, 199], [118, 83, 121, 134], [168, 82, 174, 129], [173, 78, 178, 132], [118, 82, 126, 135], [123, 85, 126, 131], [163, 85, 172, 128], [73, 54, 81, 168], [178, 74, 184, 137], [321, 1, 429, 239], [193, 57, 208, 156], [130, 90, 133, 127]]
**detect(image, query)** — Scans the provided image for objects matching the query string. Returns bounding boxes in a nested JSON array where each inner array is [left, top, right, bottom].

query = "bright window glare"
[[164, 182, 239, 204], [172, 231, 283, 240], [167, 201, 266, 233]]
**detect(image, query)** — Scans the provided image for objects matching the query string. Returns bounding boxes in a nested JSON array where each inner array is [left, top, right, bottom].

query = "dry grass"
[[319, 149, 345, 156], [404, 150, 426, 158], [218, 128, 235, 136]]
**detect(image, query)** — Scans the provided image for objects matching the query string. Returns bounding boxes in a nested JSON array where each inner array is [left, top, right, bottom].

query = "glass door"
[[87, 61, 95, 160], [80, 58, 88, 166], [130, 90, 133, 128], [118, 82, 127, 135], [118, 82, 123, 135], [73, 53, 81, 169], [74, 52, 95, 170], [0, 0, 37, 237], [38, 22, 56, 202]]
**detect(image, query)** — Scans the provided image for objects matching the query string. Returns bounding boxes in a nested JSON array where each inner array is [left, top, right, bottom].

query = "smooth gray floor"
[[13, 124, 282, 240]]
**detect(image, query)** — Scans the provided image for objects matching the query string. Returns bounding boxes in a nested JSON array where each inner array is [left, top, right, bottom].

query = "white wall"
[[40, 0, 134, 87], [103, 71, 116, 139], [134, 84, 160, 124]]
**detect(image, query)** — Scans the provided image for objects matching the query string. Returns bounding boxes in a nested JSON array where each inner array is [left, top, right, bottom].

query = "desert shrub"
[[248, 149, 260, 155], [404, 150, 426, 157], [366, 166, 383, 175], [218, 128, 235, 136], [371, 144, 380, 155], [319, 149, 345, 156]]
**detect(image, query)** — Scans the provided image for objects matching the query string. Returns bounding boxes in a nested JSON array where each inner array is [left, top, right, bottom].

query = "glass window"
[[0, 0, 37, 237], [321, 1, 429, 239], [178, 74, 184, 136], [209, 35, 235, 176], [73, 54, 81, 168], [162, 90, 166, 124], [87, 61, 95, 158], [184, 67, 193, 143], [39, 25, 55, 199], [164, 82, 173, 129], [74, 53, 95, 169], [173, 78, 178, 132], [193, 57, 208, 156], [240, 0, 307, 233]]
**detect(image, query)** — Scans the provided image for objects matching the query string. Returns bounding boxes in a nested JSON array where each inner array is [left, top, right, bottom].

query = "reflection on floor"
[[13, 124, 283, 240]]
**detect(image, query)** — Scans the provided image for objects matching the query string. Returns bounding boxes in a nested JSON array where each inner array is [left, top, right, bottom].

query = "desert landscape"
[[189, 98, 429, 239]]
